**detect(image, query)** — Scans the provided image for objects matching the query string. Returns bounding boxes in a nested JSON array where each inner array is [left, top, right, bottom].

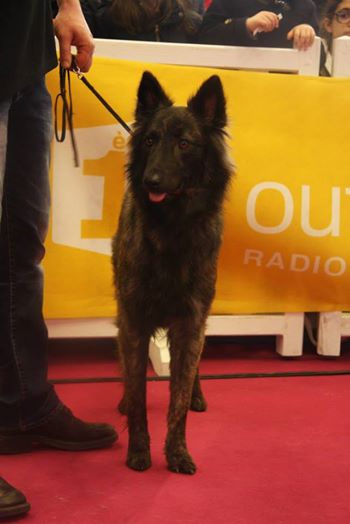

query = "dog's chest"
[[130, 236, 199, 312], [145, 241, 195, 292]]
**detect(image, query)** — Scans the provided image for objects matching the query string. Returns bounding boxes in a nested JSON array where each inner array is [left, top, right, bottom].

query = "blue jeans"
[[0, 79, 60, 430]]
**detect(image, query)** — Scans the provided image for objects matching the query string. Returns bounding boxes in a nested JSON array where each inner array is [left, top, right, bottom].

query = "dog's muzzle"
[[143, 172, 182, 204]]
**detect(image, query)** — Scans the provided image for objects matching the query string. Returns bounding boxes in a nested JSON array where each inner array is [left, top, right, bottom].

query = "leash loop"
[[54, 55, 132, 167], [54, 62, 80, 166]]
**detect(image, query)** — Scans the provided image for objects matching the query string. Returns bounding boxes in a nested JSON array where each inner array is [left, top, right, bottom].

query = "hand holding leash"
[[53, 2, 94, 71], [54, 54, 131, 168]]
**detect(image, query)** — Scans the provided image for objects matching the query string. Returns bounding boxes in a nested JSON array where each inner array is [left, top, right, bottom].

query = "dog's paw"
[[127, 451, 152, 471], [167, 453, 197, 475], [190, 395, 207, 412]]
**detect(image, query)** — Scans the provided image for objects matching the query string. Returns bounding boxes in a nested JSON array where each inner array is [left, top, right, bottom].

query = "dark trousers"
[[0, 79, 60, 430]]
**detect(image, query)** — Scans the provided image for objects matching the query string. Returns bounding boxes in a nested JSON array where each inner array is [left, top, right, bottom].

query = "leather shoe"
[[0, 405, 117, 453], [0, 477, 30, 518]]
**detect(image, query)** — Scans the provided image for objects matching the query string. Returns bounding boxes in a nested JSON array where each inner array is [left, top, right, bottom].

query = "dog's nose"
[[144, 172, 161, 191]]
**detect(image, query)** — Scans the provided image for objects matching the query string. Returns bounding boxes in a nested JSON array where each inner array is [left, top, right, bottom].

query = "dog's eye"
[[145, 137, 154, 147], [178, 139, 190, 150]]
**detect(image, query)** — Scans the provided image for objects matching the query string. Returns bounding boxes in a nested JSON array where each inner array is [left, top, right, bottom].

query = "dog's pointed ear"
[[187, 75, 227, 128], [136, 71, 173, 119]]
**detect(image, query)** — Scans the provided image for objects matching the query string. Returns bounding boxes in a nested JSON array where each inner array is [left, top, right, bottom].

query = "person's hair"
[[323, 0, 344, 18], [322, 0, 344, 48], [109, 0, 201, 36]]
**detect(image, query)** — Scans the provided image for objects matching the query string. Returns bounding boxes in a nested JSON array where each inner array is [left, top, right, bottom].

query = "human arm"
[[286, 0, 319, 51], [54, 0, 95, 71], [198, 0, 280, 46], [198, 0, 256, 46], [246, 11, 280, 36], [287, 24, 315, 51]]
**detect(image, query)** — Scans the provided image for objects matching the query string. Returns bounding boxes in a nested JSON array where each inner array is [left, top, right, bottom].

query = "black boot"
[[0, 477, 30, 518], [0, 404, 118, 453]]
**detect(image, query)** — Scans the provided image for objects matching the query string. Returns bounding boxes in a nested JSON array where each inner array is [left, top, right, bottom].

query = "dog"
[[112, 71, 233, 474]]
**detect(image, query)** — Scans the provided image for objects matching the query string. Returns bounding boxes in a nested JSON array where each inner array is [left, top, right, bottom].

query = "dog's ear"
[[136, 71, 173, 119], [187, 75, 226, 129]]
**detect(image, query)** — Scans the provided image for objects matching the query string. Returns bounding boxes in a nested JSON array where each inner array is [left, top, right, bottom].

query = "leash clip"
[[70, 56, 83, 79]]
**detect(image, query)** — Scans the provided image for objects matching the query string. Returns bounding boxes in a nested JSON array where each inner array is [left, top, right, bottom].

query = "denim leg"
[[0, 79, 61, 430], [0, 99, 10, 216]]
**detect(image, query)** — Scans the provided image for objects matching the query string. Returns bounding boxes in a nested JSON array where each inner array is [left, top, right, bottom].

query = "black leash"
[[54, 57, 132, 167], [50, 368, 350, 385], [54, 63, 80, 166]]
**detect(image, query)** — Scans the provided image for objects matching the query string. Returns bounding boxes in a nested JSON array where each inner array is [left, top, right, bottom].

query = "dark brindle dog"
[[112, 71, 233, 474]]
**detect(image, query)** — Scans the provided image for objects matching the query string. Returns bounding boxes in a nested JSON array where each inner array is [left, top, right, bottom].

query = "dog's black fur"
[[112, 71, 233, 474]]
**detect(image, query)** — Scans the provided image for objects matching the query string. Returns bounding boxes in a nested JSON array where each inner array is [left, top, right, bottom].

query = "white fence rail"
[[93, 37, 321, 75], [332, 35, 350, 77], [47, 38, 324, 372]]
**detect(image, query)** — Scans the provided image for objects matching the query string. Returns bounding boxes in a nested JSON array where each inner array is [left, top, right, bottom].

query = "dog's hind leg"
[[118, 323, 151, 471], [165, 320, 206, 474], [190, 370, 207, 412]]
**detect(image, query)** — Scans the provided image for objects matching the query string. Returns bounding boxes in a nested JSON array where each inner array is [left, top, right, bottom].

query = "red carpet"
[[47, 337, 350, 381], [3, 360, 350, 523]]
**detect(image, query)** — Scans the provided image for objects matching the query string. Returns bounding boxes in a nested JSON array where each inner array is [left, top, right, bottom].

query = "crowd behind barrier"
[[79, 0, 320, 50], [75, 1, 350, 78], [46, 32, 350, 374]]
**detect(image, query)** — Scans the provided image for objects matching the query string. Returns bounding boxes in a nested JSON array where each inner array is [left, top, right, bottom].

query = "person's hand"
[[287, 24, 315, 51], [54, 2, 94, 72], [246, 11, 280, 36]]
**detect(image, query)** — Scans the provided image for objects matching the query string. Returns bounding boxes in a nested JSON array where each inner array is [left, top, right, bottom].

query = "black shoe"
[[0, 405, 118, 453], [0, 477, 30, 519]]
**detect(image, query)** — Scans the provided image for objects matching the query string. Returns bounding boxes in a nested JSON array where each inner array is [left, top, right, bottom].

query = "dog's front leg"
[[118, 323, 151, 471], [190, 370, 207, 412], [165, 321, 206, 474]]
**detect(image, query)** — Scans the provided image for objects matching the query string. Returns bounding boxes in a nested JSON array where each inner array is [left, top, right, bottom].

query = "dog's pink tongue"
[[149, 192, 167, 203]]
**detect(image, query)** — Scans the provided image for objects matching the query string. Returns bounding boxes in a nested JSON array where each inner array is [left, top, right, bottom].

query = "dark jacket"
[[198, 0, 319, 48], [1, 1, 56, 100], [81, 0, 202, 43]]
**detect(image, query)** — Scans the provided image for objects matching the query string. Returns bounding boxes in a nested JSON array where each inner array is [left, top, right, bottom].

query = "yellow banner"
[[44, 57, 350, 318]]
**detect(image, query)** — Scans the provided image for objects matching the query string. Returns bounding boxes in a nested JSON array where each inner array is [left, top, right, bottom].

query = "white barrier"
[[317, 36, 350, 356], [332, 35, 350, 77], [47, 38, 323, 373], [93, 37, 321, 75], [317, 312, 350, 357]]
